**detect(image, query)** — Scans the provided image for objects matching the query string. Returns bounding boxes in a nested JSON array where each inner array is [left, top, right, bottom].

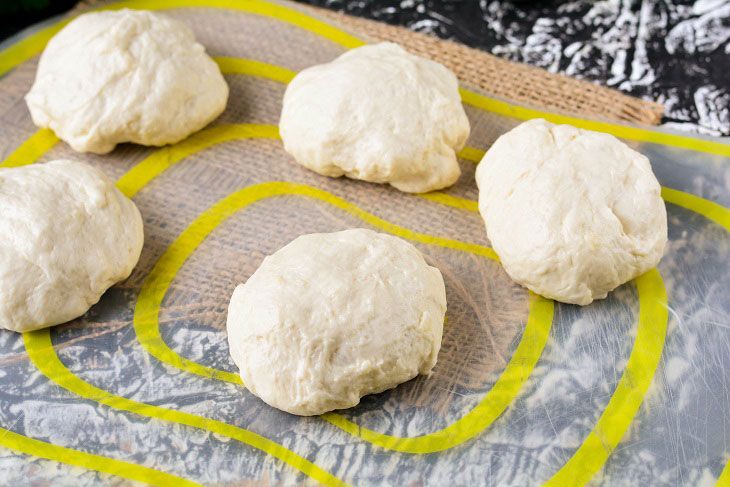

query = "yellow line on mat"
[[321, 291, 552, 453], [214, 57, 296, 83], [717, 459, 730, 486], [116, 124, 280, 198], [0, 426, 203, 486], [0, 129, 58, 168], [133, 181, 545, 453], [213, 55, 730, 158], [418, 191, 479, 213], [457, 146, 486, 163], [22, 330, 349, 487], [458, 89, 730, 158], [127, 178, 671, 461], [543, 269, 668, 486], [661, 187, 730, 233]]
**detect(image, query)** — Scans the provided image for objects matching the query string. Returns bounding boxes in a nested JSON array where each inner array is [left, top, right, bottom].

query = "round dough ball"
[[0, 160, 144, 332], [279, 42, 470, 193], [227, 228, 446, 415], [25, 9, 229, 154], [476, 119, 667, 305]]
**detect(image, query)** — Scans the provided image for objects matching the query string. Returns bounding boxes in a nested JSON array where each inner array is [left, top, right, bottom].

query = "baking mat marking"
[[23, 328, 350, 487], [0, 426, 204, 487]]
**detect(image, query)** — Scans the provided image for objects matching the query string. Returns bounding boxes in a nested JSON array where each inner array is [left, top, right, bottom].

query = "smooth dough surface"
[[0, 160, 144, 332], [227, 228, 446, 415], [476, 119, 667, 305], [279, 42, 470, 193], [25, 9, 229, 154]]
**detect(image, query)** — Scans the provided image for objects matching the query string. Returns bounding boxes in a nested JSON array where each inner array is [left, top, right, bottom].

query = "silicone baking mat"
[[0, 1, 728, 485]]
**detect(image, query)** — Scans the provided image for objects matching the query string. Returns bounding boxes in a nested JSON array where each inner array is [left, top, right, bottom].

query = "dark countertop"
[[296, 0, 730, 137]]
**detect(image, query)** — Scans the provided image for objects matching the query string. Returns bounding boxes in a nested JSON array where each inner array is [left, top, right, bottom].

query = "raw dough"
[[279, 42, 470, 193], [226, 228, 446, 415], [25, 9, 229, 154], [476, 119, 667, 305], [0, 160, 144, 332]]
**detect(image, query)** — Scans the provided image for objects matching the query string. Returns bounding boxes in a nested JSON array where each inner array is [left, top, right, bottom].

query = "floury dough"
[[25, 9, 228, 154], [0, 160, 144, 332], [226, 229, 446, 415], [476, 119, 667, 305], [279, 42, 470, 193]]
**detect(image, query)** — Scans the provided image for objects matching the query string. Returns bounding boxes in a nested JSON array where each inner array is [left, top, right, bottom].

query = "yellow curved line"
[[717, 459, 730, 486], [0, 426, 204, 486], [22, 330, 349, 487], [207, 58, 730, 232], [0, 129, 58, 168], [322, 292, 552, 453], [0, 0, 727, 157], [115, 123, 280, 198], [543, 269, 668, 486], [214, 57, 296, 83], [457, 89, 730, 158], [456, 146, 486, 163], [418, 192, 479, 213], [112, 116, 730, 247], [133, 181, 546, 454], [661, 187, 730, 233]]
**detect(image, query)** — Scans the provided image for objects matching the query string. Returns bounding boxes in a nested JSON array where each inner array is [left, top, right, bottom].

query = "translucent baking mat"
[[0, 1, 728, 485]]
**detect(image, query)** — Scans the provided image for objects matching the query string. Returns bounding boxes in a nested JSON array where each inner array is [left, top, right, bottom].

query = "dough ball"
[[25, 9, 229, 154], [0, 160, 144, 332], [227, 228, 446, 415], [476, 119, 667, 305], [279, 42, 470, 193]]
